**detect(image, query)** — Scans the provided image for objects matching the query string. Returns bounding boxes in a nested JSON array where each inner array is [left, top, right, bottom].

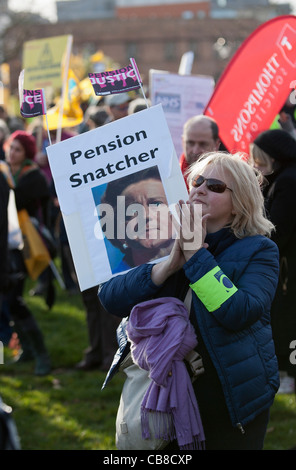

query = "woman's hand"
[[172, 200, 209, 262], [151, 199, 209, 285], [151, 238, 185, 286]]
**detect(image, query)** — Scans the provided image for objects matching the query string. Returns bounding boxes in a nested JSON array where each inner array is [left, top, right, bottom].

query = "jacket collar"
[[205, 227, 237, 257]]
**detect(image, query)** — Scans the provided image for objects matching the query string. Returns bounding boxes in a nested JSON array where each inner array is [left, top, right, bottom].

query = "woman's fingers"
[[170, 201, 200, 251], [170, 200, 210, 253]]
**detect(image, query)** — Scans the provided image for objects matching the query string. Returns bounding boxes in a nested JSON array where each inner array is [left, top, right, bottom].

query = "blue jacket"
[[99, 229, 280, 430]]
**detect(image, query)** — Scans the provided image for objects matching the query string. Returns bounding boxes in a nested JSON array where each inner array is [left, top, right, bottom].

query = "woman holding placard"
[[99, 151, 280, 450]]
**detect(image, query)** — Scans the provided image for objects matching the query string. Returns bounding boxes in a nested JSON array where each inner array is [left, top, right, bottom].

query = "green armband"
[[190, 266, 238, 312]]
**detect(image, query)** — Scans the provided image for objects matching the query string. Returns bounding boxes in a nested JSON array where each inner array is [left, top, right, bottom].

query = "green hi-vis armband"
[[190, 266, 238, 312]]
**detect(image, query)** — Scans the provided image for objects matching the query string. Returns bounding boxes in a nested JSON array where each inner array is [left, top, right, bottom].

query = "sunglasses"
[[192, 175, 233, 193]]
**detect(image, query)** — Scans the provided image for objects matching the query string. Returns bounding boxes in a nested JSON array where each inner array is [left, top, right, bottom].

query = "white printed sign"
[[46, 104, 188, 290], [149, 71, 215, 158]]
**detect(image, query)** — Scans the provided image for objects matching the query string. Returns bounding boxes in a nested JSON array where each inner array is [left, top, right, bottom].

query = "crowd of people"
[[0, 84, 295, 450], [0, 92, 150, 374]]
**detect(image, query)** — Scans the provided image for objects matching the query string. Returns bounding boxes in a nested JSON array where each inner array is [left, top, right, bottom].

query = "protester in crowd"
[[271, 91, 296, 139], [0, 168, 10, 312], [0, 161, 17, 345], [0, 161, 14, 344], [29, 123, 53, 185], [3, 130, 51, 375], [0, 167, 21, 450], [128, 97, 150, 114], [99, 166, 174, 273], [31, 126, 77, 186], [180, 115, 221, 189], [105, 92, 131, 122], [76, 104, 110, 134], [5, 131, 50, 221], [86, 106, 109, 130], [99, 151, 279, 450], [7, 127, 57, 307], [250, 128, 296, 394]]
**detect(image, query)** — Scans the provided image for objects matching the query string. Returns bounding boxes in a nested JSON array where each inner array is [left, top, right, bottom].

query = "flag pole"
[[41, 89, 52, 146], [45, 114, 52, 146], [56, 35, 73, 143], [130, 58, 149, 108]]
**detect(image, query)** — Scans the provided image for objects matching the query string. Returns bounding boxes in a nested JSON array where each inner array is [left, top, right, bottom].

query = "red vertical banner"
[[204, 16, 296, 154]]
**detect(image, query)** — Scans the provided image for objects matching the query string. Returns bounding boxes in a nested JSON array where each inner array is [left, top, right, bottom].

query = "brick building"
[[8, 15, 263, 92]]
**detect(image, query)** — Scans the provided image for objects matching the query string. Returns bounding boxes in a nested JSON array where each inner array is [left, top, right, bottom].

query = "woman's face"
[[189, 165, 235, 233], [252, 156, 274, 176], [7, 139, 26, 168], [121, 178, 173, 250]]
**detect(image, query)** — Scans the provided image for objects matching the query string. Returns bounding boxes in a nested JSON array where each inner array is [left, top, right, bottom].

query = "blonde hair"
[[186, 151, 275, 238]]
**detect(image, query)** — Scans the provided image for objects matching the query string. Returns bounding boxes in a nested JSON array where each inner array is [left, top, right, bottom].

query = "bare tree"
[[1, 10, 50, 63]]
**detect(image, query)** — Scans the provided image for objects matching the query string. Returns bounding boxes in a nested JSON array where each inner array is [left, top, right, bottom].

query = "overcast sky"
[[8, 0, 58, 21]]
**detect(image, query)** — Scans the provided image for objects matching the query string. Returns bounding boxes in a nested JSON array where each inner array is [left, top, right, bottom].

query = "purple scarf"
[[126, 297, 205, 450]]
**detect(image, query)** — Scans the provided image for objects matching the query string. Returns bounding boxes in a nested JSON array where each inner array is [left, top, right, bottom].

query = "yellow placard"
[[22, 35, 72, 89], [0, 63, 10, 108]]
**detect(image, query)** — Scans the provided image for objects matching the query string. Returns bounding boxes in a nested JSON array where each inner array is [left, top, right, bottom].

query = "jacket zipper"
[[236, 422, 245, 434]]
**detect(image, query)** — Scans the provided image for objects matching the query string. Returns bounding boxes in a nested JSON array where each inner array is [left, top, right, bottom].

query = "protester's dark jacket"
[[99, 229, 280, 429], [264, 163, 296, 357], [13, 161, 50, 224], [0, 172, 9, 291]]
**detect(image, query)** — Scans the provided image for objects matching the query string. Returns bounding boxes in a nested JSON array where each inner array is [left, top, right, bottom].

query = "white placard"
[[46, 104, 188, 290], [149, 71, 215, 158]]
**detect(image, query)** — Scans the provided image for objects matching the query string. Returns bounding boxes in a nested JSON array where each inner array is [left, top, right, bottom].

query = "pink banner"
[[89, 59, 142, 96], [20, 89, 46, 118]]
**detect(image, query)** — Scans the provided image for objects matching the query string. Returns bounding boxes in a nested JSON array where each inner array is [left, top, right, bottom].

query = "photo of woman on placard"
[[92, 166, 174, 274]]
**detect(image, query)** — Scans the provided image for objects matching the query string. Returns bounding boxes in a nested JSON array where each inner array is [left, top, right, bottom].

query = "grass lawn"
[[0, 279, 295, 451]]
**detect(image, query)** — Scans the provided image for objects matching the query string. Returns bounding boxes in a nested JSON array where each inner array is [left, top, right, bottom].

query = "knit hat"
[[253, 129, 296, 163], [7, 130, 37, 160]]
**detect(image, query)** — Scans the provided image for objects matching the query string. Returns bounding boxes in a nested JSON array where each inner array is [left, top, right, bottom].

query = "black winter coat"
[[14, 164, 50, 225], [264, 163, 296, 360], [0, 172, 9, 291]]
